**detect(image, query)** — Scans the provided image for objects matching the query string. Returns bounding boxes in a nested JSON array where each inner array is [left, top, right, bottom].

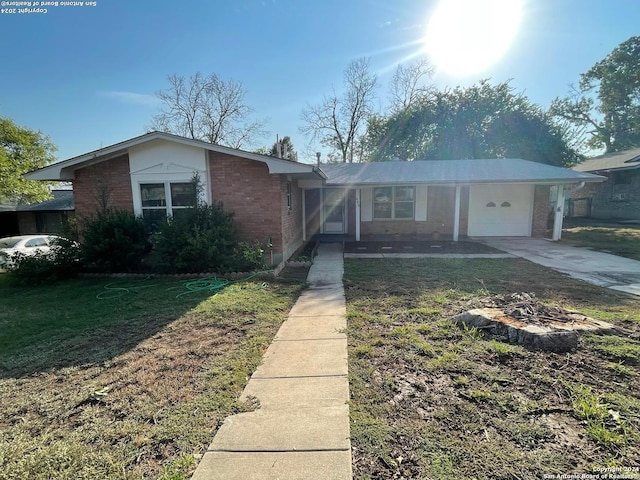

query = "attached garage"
[[298, 158, 605, 243], [468, 184, 534, 237]]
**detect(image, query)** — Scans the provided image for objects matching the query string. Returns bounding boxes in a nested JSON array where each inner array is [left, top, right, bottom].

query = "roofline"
[[325, 177, 605, 187], [575, 164, 640, 173], [25, 131, 324, 180]]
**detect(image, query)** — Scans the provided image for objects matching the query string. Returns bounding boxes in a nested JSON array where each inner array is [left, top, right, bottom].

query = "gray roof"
[[321, 159, 604, 186], [0, 190, 74, 212], [573, 148, 640, 172]]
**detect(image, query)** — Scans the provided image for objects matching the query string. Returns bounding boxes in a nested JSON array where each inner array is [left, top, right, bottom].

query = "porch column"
[[453, 185, 461, 242], [355, 188, 361, 241], [552, 184, 565, 241], [302, 189, 307, 242]]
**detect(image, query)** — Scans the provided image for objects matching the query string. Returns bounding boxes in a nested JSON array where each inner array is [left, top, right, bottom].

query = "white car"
[[0, 235, 65, 272]]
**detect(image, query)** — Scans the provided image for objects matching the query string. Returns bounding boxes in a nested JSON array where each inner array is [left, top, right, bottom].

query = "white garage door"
[[468, 184, 534, 237]]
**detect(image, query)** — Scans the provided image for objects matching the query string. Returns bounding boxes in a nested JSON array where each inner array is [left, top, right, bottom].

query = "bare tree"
[[300, 58, 378, 163], [150, 72, 266, 149], [388, 58, 434, 113]]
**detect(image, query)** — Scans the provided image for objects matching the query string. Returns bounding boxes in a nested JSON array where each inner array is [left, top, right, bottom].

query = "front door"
[[323, 188, 346, 234]]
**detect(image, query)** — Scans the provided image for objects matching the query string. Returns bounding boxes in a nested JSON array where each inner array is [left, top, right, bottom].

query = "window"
[[286, 182, 292, 211], [140, 182, 196, 226], [25, 237, 48, 248], [373, 186, 414, 220]]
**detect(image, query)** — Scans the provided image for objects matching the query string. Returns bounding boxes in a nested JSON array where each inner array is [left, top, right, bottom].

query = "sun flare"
[[425, 0, 523, 76]]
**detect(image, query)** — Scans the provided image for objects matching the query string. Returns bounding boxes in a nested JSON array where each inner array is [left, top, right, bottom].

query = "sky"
[[0, 0, 638, 164]]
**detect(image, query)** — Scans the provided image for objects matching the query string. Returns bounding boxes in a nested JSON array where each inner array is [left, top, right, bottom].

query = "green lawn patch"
[[0, 271, 306, 479], [345, 258, 640, 479], [561, 222, 640, 261]]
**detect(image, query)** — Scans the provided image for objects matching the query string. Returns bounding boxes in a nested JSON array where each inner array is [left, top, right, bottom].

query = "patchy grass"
[[0, 270, 306, 479], [562, 220, 640, 260], [345, 258, 640, 479]]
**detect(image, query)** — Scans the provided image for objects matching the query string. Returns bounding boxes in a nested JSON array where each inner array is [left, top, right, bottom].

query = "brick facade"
[[73, 154, 134, 219], [208, 151, 293, 265], [531, 185, 550, 238]]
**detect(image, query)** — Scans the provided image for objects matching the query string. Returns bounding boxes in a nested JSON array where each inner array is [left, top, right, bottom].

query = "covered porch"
[[297, 159, 605, 246], [301, 183, 569, 243]]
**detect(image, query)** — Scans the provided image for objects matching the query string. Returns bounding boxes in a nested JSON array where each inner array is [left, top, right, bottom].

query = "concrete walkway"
[[344, 253, 513, 259], [480, 237, 640, 296], [191, 243, 351, 480]]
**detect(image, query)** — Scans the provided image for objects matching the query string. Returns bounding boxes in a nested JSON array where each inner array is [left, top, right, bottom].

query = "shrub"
[[150, 200, 267, 274], [228, 241, 266, 273], [81, 209, 151, 273], [151, 202, 242, 273], [9, 237, 80, 284]]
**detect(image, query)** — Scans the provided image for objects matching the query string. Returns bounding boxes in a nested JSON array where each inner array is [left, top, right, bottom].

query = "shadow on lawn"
[[0, 276, 225, 379]]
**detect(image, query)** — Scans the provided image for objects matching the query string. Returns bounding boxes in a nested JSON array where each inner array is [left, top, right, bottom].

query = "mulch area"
[[343, 240, 502, 254]]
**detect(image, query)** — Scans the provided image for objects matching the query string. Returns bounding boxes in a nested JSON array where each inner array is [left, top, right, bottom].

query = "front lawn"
[[562, 219, 640, 260], [345, 258, 640, 479], [0, 270, 306, 479]]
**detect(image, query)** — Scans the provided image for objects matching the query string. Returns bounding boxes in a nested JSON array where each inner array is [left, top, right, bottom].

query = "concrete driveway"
[[479, 238, 640, 296]]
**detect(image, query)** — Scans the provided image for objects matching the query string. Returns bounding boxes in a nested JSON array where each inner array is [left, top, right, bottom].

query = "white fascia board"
[[326, 177, 605, 188], [24, 131, 323, 181]]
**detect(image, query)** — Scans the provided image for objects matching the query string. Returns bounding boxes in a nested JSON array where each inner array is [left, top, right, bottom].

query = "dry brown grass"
[[0, 272, 306, 479]]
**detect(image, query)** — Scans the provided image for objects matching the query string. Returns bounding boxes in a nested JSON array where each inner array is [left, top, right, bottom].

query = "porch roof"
[[320, 159, 604, 186]]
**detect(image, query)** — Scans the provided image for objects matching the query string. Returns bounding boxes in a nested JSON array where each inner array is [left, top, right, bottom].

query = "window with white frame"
[[373, 186, 414, 220], [140, 182, 196, 226]]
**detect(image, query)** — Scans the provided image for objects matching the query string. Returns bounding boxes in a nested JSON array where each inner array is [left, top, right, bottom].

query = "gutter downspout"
[[568, 181, 586, 194]]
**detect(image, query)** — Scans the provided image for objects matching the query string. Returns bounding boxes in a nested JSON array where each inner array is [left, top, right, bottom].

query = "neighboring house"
[[0, 190, 74, 237], [25, 131, 603, 268], [571, 148, 640, 220]]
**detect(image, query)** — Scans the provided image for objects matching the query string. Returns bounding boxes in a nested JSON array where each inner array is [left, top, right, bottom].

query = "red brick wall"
[[208, 152, 285, 264], [532, 185, 550, 238], [73, 155, 134, 219]]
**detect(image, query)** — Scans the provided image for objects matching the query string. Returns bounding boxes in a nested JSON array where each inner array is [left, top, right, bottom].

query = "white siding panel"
[[129, 139, 209, 215], [415, 185, 428, 221], [361, 187, 373, 222], [468, 184, 534, 236]]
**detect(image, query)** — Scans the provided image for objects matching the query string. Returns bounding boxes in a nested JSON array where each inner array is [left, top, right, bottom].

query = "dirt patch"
[[343, 240, 501, 254]]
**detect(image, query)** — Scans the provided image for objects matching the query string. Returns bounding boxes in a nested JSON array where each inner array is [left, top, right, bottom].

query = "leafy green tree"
[[551, 36, 640, 153], [269, 136, 297, 161], [0, 117, 56, 203], [365, 80, 580, 166], [256, 136, 298, 161]]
